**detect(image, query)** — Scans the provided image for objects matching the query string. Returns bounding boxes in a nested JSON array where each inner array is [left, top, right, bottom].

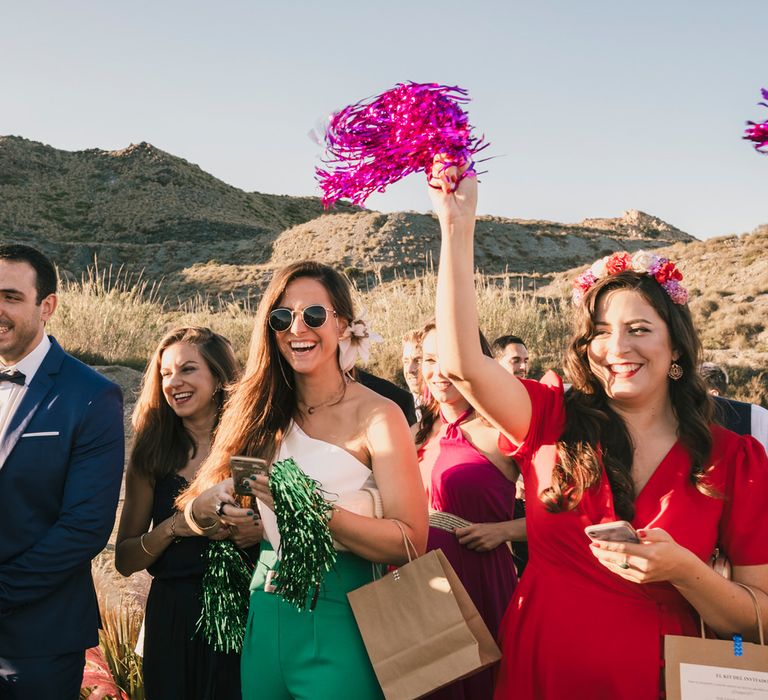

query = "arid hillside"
[[541, 226, 768, 350], [1, 135, 694, 300], [539, 227, 768, 404]]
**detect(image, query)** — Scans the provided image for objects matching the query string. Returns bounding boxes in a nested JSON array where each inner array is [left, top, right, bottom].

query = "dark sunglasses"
[[268, 305, 337, 332]]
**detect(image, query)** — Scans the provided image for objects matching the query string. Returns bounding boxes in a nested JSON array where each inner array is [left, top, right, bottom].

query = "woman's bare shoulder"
[[349, 380, 401, 416]]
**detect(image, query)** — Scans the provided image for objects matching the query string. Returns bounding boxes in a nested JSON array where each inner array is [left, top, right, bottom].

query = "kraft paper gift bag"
[[347, 525, 501, 700], [665, 584, 768, 700]]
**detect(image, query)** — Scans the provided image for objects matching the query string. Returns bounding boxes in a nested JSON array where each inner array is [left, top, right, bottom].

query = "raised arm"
[[430, 168, 532, 445]]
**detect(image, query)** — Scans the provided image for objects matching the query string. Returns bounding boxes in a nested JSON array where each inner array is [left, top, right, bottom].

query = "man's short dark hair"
[[492, 334, 527, 356], [0, 244, 57, 303], [700, 362, 729, 396]]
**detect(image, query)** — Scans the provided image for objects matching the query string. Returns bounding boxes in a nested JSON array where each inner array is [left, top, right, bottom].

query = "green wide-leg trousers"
[[241, 544, 384, 700]]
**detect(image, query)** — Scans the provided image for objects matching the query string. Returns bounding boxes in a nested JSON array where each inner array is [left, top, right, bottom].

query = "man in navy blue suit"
[[0, 244, 124, 699]]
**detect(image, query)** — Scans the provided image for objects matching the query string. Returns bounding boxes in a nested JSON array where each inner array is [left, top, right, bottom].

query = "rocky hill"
[[1, 135, 695, 299], [540, 225, 768, 358]]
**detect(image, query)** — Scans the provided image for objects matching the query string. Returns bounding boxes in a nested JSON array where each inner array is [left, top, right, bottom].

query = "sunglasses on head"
[[268, 305, 337, 332]]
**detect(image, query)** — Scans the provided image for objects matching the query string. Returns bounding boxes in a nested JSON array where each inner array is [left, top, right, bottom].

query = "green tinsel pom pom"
[[196, 539, 253, 653], [270, 457, 337, 611]]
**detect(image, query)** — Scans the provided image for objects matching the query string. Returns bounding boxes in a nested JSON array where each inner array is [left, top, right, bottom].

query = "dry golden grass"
[[49, 264, 571, 381], [81, 559, 144, 700], [50, 261, 766, 407], [359, 272, 571, 381]]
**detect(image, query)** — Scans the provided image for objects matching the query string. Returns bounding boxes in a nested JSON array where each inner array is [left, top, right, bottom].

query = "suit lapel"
[[0, 338, 62, 470]]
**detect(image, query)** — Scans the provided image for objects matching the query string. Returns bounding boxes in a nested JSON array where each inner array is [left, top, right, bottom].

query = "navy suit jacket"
[[713, 396, 752, 437], [0, 337, 124, 657]]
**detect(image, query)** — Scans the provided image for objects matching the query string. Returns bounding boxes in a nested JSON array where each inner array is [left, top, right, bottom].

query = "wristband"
[[184, 498, 220, 535]]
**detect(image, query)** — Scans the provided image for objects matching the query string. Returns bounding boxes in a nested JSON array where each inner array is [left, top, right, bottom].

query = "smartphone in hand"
[[584, 520, 640, 544], [230, 456, 269, 496]]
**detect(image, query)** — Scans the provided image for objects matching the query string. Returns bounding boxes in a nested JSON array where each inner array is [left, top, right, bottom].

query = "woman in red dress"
[[428, 165, 768, 699]]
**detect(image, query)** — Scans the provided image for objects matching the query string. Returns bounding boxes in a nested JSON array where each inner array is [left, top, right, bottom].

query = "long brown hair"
[[130, 326, 240, 482], [415, 319, 494, 445], [541, 272, 715, 520], [177, 261, 355, 506]]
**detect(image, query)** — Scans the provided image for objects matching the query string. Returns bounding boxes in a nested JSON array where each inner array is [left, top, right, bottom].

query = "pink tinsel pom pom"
[[316, 82, 488, 208], [743, 88, 768, 154]]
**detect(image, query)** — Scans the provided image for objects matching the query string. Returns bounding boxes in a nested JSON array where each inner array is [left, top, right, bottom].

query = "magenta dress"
[[419, 409, 519, 700]]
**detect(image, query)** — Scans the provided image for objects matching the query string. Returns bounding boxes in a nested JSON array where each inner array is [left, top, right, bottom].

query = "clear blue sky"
[[2, 1, 765, 239]]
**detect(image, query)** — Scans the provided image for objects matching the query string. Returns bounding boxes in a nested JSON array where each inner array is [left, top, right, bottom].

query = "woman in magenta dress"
[[428, 164, 768, 700], [416, 321, 522, 700]]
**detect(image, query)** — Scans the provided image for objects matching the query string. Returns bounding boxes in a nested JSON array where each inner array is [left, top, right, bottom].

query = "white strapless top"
[[258, 422, 376, 558]]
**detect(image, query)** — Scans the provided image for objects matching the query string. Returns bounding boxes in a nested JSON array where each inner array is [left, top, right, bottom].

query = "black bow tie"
[[0, 369, 26, 386]]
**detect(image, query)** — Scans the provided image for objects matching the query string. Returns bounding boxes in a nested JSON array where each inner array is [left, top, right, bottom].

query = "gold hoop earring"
[[668, 362, 683, 381]]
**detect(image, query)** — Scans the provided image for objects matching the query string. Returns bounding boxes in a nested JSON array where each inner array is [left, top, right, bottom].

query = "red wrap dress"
[[493, 372, 768, 700]]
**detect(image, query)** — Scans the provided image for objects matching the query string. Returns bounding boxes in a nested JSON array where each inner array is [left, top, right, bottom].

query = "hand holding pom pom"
[[428, 153, 473, 194], [428, 154, 478, 228]]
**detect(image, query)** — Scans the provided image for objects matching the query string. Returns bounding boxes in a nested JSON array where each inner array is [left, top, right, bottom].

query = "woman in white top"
[[178, 260, 427, 700]]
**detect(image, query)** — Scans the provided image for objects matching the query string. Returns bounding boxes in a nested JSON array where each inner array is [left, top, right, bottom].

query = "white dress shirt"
[[751, 403, 768, 455], [0, 334, 51, 443]]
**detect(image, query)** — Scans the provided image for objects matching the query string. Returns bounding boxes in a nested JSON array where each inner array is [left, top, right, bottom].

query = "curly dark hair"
[[540, 271, 716, 521]]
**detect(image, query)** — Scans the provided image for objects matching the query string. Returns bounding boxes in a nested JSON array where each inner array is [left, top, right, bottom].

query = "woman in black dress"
[[115, 326, 261, 699]]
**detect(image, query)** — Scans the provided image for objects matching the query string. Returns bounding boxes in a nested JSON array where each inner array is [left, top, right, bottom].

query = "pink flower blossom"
[[571, 250, 688, 305], [654, 261, 683, 284], [605, 252, 631, 275]]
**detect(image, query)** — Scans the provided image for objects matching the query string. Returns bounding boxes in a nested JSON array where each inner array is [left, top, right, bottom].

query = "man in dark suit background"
[[356, 368, 417, 426], [0, 244, 124, 699], [700, 361, 768, 454]]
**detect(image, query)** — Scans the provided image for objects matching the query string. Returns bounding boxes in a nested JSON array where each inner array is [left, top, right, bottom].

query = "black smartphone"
[[584, 520, 640, 544], [230, 455, 269, 496]]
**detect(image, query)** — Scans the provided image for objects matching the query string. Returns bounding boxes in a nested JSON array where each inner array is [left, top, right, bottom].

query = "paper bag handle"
[[391, 519, 418, 562], [735, 582, 765, 646], [698, 582, 765, 646]]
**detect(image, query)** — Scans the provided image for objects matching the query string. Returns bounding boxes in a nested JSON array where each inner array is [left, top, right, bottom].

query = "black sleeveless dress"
[[142, 473, 242, 700]]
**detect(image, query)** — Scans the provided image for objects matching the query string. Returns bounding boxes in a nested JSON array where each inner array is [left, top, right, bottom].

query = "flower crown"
[[572, 250, 689, 306], [338, 309, 383, 372]]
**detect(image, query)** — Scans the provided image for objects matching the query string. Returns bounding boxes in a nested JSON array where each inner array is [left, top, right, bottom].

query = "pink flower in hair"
[[662, 279, 689, 305], [571, 249, 688, 306], [605, 252, 631, 275], [654, 261, 683, 284]]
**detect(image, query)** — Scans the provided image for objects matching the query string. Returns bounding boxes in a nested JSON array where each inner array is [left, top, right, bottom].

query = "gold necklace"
[[298, 376, 349, 415]]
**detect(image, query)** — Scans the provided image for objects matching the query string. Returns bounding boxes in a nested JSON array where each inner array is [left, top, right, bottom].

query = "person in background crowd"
[[700, 361, 768, 453], [492, 335, 530, 379], [178, 261, 427, 700], [356, 367, 417, 426], [491, 334, 531, 571], [415, 320, 521, 699], [115, 326, 261, 700], [699, 361, 729, 397], [429, 166, 768, 700], [0, 244, 124, 700], [402, 329, 424, 420]]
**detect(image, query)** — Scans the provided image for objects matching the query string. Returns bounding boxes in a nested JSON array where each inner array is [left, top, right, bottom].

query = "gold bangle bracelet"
[[184, 499, 219, 536], [140, 532, 157, 557]]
